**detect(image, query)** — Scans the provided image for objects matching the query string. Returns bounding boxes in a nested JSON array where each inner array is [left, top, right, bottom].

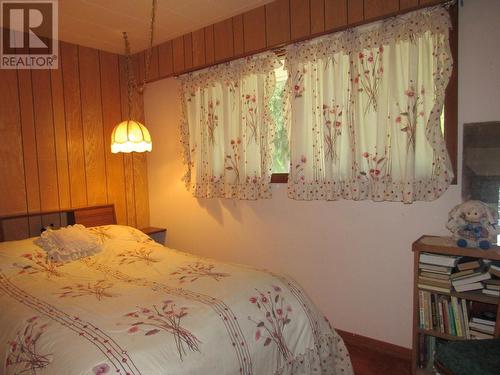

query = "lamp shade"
[[111, 120, 152, 153]]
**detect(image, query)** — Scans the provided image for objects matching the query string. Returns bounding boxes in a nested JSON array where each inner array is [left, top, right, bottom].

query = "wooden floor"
[[338, 330, 412, 375], [346, 342, 412, 375]]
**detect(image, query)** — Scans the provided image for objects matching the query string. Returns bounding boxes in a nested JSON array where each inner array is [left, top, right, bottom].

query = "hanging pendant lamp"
[[111, 120, 152, 153], [111, 0, 156, 154]]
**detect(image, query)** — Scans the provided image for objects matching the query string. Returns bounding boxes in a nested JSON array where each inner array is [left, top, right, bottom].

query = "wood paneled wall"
[[141, 0, 447, 81], [0, 41, 149, 236]]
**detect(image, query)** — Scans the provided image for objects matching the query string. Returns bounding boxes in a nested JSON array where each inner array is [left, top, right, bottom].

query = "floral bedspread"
[[0, 225, 353, 375]]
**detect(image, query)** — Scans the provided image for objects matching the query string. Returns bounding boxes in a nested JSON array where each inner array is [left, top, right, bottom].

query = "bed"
[[0, 206, 353, 375]]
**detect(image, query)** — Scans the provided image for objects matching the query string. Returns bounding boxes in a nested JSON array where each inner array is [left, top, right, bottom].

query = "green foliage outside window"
[[269, 80, 289, 173]]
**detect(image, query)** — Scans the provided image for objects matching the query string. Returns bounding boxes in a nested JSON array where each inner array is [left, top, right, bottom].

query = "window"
[[270, 62, 289, 174], [179, 52, 280, 199], [270, 7, 458, 186]]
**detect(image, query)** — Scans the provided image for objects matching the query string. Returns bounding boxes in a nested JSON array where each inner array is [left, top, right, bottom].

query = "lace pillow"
[[35, 224, 101, 262]]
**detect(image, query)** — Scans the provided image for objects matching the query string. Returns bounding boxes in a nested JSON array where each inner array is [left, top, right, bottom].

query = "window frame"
[[271, 5, 458, 185]]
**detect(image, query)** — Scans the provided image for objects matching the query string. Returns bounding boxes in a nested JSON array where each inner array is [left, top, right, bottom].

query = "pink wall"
[[144, 0, 500, 348]]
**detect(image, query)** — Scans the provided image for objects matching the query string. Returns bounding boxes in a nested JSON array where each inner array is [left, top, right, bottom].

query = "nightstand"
[[140, 227, 167, 245]]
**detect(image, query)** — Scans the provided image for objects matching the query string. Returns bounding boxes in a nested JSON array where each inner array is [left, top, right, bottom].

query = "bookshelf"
[[411, 235, 500, 375]]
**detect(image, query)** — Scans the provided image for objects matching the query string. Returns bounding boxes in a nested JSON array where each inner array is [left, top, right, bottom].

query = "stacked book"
[[484, 263, 500, 297], [451, 265, 490, 293], [468, 314, 496, 339], [418, 253, 499, 340], [418, 253, 459, 293], [418, 253, 494, 294]]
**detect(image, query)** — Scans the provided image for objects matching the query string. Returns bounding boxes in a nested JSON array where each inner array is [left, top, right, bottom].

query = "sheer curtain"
[[285, 6, 454, 203], [179, 53, 280, 199]]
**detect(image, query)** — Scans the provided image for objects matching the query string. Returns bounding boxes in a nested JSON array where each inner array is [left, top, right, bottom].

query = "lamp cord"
[[122, 0, 157, 126], [143, 0, 157, 90]]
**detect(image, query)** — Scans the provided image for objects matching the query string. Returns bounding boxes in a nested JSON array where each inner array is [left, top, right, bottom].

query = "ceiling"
[[57, 0, 273, 54]]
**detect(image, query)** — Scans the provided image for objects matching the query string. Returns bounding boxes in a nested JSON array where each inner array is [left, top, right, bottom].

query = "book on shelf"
[[484, 279, 500, 290], [456, 257, 482, 271], [418, 335, 441, 370], [450, 296, 463, 337], [489, 264, 500, 278], [418, 291, 463, 336], [471, 316, 496, 327], [420, 253, 460, 267], [468, 321, 495, 334], [438, 297, 446, 333], [424, 336, 436, 372], [414, 239, 500, 371], [461, 299, 470, 339], [468, 309, 497, 339], [453, 282, 484, 292], [419, 263, 453, 274], [482, 289, 500, 297], [449, 269, 475, 280], [442, 298, 451, 335], [469, 329, 494, 340], [417, 290, 498, 340], [420, 271, 452, 280], [418, 283, 450, 293], [418, 276, 451, 288], [448, 298, 458, 336], [451, 271, 491, 287]]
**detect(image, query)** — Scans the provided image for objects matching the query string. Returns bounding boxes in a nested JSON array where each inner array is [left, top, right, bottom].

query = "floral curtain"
[[285, 6, 454, 203], [179, 53, 280, 199]]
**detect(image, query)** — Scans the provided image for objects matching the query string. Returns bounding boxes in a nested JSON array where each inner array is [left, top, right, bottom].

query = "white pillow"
[[86, 225, 153, 244], [35, 224, 101, 262]]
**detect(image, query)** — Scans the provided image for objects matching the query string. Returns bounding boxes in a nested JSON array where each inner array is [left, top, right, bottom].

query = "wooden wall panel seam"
[[131, 155, 137, 226], [241, 15, 246, 54], [232, 18, 235, 58], [25, 69, 42, 234], [15, 71, 28, 216], [14, 70, 29, 218], [309, 0, 312, 35], [48, 70, 61, 214], [76, 46, 89, 206], [99, 51, 127, 225], [42, 69, 60, 213], [203, 28, 208, 64], [183, 34, 193, 69], [61, 43, 93, 208], [50, 61, 71, 210], [347, 1, 349, 24], [97, 50, 110, 205], [264, 5, 268, 48], [117, 56, 129, 225], [58, 48, 73, 208], [323, 0, 326, 32], [28, 70, 43, 214], [264, 5, 269, 46], [118, 55, 137, 227], [32, 69, 60, 214]]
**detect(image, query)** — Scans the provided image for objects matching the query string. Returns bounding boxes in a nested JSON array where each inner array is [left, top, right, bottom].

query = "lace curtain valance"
[[179, 53, 280, 199], [284, 5, 454, 203]]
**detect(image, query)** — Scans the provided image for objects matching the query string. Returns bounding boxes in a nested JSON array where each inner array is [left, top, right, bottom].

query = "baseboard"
[[336, 329, 412, 362]]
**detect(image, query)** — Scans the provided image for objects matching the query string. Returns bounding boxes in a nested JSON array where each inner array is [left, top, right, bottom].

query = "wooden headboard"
[[0, 205, 117, 242]]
